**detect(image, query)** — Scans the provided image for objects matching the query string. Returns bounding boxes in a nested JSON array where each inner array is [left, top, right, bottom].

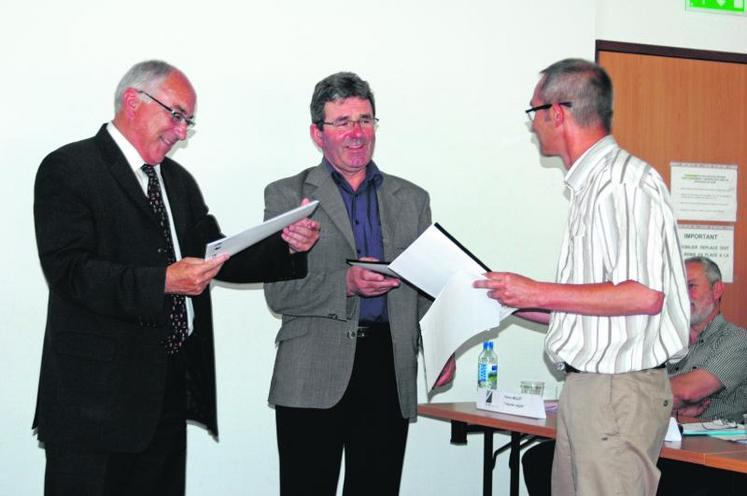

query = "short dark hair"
[[685, 256, 723, 285], [537, 58, 613, 133], [310, 72, 375, 130]]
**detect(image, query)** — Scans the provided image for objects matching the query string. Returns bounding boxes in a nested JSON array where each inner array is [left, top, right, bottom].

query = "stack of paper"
[[350, 223, 515, 390], [681, 420, 747, 442]]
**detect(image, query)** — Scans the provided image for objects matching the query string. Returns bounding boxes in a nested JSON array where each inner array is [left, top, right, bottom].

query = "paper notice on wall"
[[678, 224, 734, 283], [671, 162, 737, 222]]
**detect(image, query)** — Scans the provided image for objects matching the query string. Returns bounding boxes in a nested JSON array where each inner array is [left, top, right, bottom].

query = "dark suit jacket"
[[33, 124, 306, 453]]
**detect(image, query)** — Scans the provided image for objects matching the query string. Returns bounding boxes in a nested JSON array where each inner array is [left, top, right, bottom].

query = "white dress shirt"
[[107, 122, 195, 334], [545, 135, 689, 373]]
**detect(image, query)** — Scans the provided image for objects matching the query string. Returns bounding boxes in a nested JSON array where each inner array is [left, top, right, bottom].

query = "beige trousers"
[[551, 368, 672, 496]]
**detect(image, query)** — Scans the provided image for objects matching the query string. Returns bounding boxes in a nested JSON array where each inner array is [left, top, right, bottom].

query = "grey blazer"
[[263, 163, 431, 419]]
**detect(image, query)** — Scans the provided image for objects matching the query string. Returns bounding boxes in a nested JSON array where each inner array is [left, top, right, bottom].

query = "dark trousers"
[[44, 354, 187, 496], [275, 326, 409, 496], [521, 439, 746, 496], [521, 439, 554, 496], [657, 458, 746, 496]]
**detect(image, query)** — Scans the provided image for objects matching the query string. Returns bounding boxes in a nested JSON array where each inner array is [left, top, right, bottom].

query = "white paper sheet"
[[664, 417, 682, 442], [476, 389, 547, 419], [681, 420, 747, 440], [678, 224, 735, 283], [389, 224, 487, 298], [671, 162, 738, 222], [420, 270, 515, 390], [204, 200, 319, 259]]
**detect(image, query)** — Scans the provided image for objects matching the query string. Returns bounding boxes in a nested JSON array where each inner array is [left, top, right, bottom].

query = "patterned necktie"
[[141, 164, 189, 354]]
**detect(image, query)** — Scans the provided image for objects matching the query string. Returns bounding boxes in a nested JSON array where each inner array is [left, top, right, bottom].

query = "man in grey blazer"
[[264, 72, 437, 495]]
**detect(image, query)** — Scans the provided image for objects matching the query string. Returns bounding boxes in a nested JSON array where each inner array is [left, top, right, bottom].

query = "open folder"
[[346, 223, 490, 297], [205, 200, 319, 259], [348, 223, 515, 390]]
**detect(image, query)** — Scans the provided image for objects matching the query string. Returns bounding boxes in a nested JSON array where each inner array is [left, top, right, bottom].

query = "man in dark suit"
[[263, 72, 452, 496], [33, 60, 319, 496]]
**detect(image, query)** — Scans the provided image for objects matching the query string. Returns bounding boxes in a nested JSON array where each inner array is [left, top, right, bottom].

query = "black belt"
[[349, 321, 390, 339], [564, 362, 665, 374]]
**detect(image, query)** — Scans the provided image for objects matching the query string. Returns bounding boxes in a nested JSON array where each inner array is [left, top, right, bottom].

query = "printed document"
[[205, 200, 319, 259], [361, 223, 514, 390]]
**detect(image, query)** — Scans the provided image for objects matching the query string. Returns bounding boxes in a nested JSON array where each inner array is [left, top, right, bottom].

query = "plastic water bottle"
[[477, 341, 498, 390]]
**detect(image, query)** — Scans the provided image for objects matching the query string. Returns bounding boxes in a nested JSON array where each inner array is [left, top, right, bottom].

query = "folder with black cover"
[[347, 223, 490, 298]]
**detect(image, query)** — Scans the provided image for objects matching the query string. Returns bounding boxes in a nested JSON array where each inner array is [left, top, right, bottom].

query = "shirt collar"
[[564, 135, 617, 194], [698, 313, 727, 342], [106, 122, 161, 176], [323, 158, 383, 193]]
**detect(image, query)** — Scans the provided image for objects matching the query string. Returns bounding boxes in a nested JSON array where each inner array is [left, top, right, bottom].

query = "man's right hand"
[[346, 257, 400, 297], [165, 254, 229, 296], [675, 399, 711, 418]]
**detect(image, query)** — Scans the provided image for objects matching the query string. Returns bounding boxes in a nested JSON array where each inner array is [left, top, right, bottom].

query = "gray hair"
[[685, 256, 723, 285], [537, 58, 613, 133], [114, 60, 176, 113], [310, 72, 375, 130]]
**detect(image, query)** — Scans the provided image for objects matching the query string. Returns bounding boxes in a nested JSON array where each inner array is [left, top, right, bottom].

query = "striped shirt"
[[545, 136, 689, 373], [667, 314, 747, 422]]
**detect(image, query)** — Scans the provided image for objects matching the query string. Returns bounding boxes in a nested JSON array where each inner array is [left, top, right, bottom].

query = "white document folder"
[[204, 200, 319, 259], [346, 223, 491, 297], [345, 223, 515, 390]]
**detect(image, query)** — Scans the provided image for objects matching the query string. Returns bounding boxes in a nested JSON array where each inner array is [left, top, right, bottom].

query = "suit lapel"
[[306, 164, 356, 252], [377, 172, 400, 261], [94, 126, 161, 227], [159, 160, 190, 244]]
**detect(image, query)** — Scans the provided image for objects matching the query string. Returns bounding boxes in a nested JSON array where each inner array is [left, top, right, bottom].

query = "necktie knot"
[[141, 163, 157, 178]]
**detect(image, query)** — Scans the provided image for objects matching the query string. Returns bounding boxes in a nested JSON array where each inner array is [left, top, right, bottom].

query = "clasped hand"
[[346, 257, 400, 297]]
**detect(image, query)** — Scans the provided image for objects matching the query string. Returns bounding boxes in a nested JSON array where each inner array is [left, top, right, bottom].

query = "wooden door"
[[597, 41, 747, 327]]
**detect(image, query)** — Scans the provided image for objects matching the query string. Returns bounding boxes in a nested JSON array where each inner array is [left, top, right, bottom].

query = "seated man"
[[522, 256, 747, 496]]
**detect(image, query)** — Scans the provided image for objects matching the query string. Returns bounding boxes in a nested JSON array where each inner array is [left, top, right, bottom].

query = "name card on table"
[[664, 417, 682, 442], [476, 390, 546, 419]]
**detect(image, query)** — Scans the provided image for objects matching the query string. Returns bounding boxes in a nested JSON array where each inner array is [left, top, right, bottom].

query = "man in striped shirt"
[[521, 256, 747, 496], [475, 58, 690, 495]]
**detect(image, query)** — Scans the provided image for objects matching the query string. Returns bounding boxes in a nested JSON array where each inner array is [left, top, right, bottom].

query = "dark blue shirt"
[[324, 159, 388, 323]]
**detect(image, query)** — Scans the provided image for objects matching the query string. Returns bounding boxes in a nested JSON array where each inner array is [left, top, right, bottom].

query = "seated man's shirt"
[[667, 313, 747, 422]]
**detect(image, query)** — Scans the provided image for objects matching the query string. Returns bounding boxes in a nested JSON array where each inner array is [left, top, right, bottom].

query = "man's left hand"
[[283, 198, 320, 254], [434, 354, 456, 388]]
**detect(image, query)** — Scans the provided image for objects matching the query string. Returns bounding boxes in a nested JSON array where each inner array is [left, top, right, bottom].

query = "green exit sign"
[[687, 0, 746, 14]]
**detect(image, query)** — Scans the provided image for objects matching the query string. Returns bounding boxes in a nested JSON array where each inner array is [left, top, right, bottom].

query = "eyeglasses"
[[320, 116, 379, 130], [525, 101, 572, 121], [137, 90, 196, 129]]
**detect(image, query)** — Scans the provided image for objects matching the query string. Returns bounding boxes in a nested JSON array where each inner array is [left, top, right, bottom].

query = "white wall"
[[596, 1, 747, 52], [1, 1, 744, 495]]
